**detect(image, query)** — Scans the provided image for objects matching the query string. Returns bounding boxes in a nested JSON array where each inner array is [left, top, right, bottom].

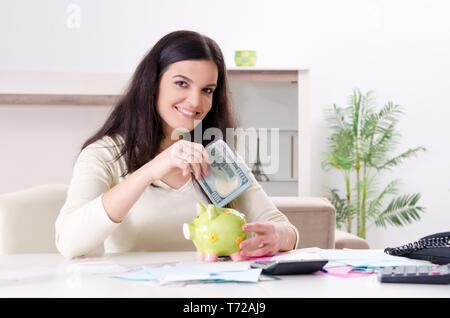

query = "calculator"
[[378, 264, 450, 284], [250, 259, 328, 275]]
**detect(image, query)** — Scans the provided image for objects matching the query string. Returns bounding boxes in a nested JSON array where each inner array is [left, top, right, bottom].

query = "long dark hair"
[[81, 30, 238, 178]]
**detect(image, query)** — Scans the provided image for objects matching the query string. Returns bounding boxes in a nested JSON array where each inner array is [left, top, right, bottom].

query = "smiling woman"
[[157, 60, 218, 138], [54, 30, 299, 260]]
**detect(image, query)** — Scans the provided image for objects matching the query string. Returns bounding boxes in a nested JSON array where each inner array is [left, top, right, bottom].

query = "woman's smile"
[[174, 105, 200, 119]]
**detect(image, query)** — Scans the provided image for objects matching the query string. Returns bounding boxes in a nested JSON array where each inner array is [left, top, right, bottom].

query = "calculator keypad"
[[378, 264, 450, 284]]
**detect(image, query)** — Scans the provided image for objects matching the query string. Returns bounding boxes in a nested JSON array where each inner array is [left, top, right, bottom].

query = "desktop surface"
[[0, 251, 449, 298]]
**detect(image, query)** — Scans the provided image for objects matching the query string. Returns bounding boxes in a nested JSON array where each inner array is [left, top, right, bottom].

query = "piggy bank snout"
[[183, 223, 193, 240]]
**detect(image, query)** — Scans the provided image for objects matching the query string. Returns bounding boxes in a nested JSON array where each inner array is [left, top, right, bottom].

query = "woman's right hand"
[[146, 140, 211, 182]]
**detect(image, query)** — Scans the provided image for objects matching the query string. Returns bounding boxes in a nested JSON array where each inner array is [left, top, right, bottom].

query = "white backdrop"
[[1, 0, 449, 248]]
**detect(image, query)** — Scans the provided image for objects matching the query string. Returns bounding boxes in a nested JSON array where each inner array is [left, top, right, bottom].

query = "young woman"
[[55, 30, 299, 260]]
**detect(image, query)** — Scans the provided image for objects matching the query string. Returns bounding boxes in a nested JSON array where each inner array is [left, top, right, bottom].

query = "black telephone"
[[384, 231, 450, 265]]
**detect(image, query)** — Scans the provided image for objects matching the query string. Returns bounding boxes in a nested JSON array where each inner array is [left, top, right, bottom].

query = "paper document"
[[314, 248, 431, 269], [111, 261, 261, 285], [316, 266, 375, 278], [272, 250, 325, 262], [248, 248, 325, 262]]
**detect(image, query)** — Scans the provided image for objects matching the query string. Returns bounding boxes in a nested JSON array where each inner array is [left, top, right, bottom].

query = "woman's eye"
[[175, 81, 213, 95], [175, 81, 187, 87]]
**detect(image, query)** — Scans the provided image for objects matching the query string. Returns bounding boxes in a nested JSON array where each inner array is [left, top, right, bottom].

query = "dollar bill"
[[198, 139, 253, 207]]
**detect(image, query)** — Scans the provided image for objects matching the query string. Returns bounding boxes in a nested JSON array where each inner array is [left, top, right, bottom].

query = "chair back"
[[0, 184, 68, 254]]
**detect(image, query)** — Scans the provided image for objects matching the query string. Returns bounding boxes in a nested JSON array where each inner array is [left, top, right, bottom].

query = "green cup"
[[234, 50, 257, 67]]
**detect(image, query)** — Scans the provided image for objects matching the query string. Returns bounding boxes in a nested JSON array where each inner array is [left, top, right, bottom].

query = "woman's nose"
[[186, 90, 202, 108]]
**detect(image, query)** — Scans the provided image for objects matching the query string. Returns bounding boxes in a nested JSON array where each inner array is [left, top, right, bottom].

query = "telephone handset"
[[384, 231, 450, 265]]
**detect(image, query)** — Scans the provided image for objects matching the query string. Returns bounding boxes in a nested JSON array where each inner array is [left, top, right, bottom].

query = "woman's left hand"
[[239, 222, 295, 258]]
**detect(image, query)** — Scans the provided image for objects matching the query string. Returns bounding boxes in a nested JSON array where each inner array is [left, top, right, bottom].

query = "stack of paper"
[[111, 261, 262, 285], [247, 249, 322, 262], [314, 248, 431, 270]]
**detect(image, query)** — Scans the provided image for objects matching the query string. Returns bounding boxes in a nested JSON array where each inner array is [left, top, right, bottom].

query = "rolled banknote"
[[198, 139, 253, 207]]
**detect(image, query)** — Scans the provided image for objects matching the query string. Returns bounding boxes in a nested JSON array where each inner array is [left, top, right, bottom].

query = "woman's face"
[[157, 59, 218, 137]]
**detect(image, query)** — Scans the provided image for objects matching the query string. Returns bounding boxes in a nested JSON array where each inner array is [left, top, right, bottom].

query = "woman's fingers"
[[239, 235, 266, 250], [239, 236, 274, 258], [190, 162, 202, 180], [186, 152, 205, 180], [173, 157, 192, 177], [239, 222, 280, 258], [180, 142, 210, 178], [243, 222, 276, 235], [169, 140, 211, 179], [240, 244, 273, 258], [191, 149, 210, 178], [201, 147, 211, 176]]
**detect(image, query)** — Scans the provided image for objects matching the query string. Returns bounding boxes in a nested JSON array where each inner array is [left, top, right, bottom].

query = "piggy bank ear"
[[207, 204, 218, 220], [196, 202, 206, 215]]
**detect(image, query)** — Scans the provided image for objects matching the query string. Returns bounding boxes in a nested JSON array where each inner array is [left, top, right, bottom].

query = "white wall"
[[1, 0, 449, 249]]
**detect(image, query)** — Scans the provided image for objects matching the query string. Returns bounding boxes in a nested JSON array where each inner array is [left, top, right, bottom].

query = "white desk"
[[0, 251, 448, 298]]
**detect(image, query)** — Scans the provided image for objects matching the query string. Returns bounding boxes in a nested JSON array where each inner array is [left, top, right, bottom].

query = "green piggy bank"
[[183, 202, 247, 262]]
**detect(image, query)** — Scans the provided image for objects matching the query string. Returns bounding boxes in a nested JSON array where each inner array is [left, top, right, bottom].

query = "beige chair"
[[270, 197, 369, 250], [0, 184, 369, 254]]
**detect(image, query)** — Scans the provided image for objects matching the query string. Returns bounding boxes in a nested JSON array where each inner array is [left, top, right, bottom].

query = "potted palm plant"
[[322, 89, 426, 239]]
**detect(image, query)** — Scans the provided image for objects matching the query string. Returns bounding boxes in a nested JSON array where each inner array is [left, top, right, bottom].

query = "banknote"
[[198, 139, 253, 207]]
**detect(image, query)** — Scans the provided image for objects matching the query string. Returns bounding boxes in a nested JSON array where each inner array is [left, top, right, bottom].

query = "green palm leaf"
[[376, 146, 427, 171], [367, 179, 402, 218], [374, 193, 425, 228]]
